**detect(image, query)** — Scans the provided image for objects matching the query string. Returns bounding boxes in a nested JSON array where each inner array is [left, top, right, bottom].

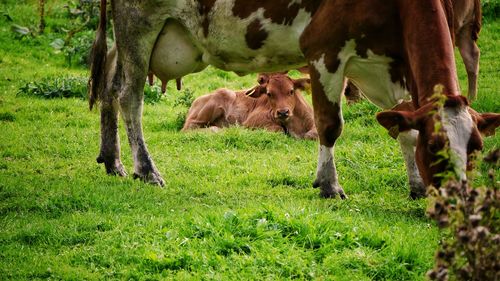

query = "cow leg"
[[309, 66, 346, 199], [457, 27, 480, 101], [118, 78, 164, 185], [183, 101, 225, 130], [397, 130, 426, 199], [112, 8, 166, 186], [94, 46, 126, 176], [97, 87, 126, 176]]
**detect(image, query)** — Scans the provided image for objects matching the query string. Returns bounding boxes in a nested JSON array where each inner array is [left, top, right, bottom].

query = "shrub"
[[174, 111, 188, 131], [173, 89, 195, 108], [18, 76, 163, 105], [427, 150, 500, 281], [482, 0, 500, 20], [64, 0, 101, 30], [143, 84, 163, 105], [49, 0, 112, 67], [17, 76, 88, 100], [51, 30, 96, 67]]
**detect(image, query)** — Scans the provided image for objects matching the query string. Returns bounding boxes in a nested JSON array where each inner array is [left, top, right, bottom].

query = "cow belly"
[[346, 56, 410, 110], [150, 20, 207, 82], [343, 48, 410, 109], [312, 40, 410, 110], [172, 0, 312, 74]]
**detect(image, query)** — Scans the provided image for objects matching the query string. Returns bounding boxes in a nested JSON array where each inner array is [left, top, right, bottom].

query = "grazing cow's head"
[[246, 73, 310, 121], [377, 95, 500, 187]]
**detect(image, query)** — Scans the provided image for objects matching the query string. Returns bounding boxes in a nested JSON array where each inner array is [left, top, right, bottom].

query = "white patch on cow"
[[347, 51, 410, 110], [311, 40, 411, 109], [311, 54, 346, 104], [316, 145, 340, 187], [172, 0, 313, 73], [441, 106, 474, 181], [398, 130, 425, 193]]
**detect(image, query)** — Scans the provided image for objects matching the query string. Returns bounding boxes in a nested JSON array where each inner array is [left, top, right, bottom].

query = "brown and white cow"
[[342, 0, 482, 104], [89, 0, 499, 198], [183, 73, 317, 140]]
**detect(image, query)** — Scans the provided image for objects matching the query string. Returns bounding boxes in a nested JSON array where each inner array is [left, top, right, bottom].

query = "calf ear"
[[293, 78, 311, 91], [245, 85, 265, 98], [469, 109, 500, 136], [376, 111, 418, 139], [257, 73, 270, 85]]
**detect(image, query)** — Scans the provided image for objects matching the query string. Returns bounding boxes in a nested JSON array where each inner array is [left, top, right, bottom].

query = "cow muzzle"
[[277, 109, 290, 120]]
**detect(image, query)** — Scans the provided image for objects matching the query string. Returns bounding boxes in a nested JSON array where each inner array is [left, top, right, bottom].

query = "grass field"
[[0, 1, 499, 280]]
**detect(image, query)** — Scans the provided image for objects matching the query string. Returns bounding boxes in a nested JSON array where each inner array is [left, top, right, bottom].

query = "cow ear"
[[257, 74, 269, 85], [376, 110, 419, 139], [471, 111, 500, 136], [293, 78, 311, 91]]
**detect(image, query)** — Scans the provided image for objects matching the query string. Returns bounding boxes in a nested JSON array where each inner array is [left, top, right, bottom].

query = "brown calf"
[[183, 73, 317, 140]]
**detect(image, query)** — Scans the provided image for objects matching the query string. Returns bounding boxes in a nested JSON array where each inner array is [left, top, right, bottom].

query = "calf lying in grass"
[[182, 73, 318, 140]]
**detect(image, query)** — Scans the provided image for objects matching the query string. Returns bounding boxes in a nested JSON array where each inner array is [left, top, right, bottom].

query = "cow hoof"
[[313, 179, 347, 199], [409, 190, 426, 200], [133, 171, 165, 187], [409, 181, 426, 200], [97, 156, 128, 177]]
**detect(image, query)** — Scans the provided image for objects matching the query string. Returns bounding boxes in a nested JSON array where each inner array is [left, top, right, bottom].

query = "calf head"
[[247, 73, 310, 121], [377, 95, 500, 187]]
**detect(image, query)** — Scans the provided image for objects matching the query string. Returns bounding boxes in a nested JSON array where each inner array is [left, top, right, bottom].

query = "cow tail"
[[88, 0, 108, 110], [472, 0, 482, 41]]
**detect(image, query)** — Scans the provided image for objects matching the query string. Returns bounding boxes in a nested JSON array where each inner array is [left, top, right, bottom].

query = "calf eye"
[[289, 90, 294, 96], [267, 92, 272, 97]]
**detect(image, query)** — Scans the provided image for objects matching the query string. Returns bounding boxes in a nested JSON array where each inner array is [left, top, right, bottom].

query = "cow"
[[182, 73, 318, 140], [453, 0, 482, 101], [341, 0, 482, 104], [89, 0, 500, 198]]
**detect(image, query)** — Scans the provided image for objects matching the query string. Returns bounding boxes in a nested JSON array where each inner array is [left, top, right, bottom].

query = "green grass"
[[0, 1, 499, 280]]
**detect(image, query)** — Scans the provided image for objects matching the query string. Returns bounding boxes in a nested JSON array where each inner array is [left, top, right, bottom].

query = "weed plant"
[[423, 95, 500, 280], [17, 76, 88, 100], [427, 150, 500, 281]]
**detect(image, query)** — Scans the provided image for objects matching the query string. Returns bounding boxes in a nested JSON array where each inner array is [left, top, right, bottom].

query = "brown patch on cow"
[[389, 60, 407, 88], [232, 0, 321, 25], [309, 66, 343, 146], [198, 0, 217, 37], [245, 19, 268, 50]]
